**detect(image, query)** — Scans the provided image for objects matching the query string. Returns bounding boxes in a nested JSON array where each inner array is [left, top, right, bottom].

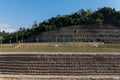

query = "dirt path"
[[0, 52, 120, 54]]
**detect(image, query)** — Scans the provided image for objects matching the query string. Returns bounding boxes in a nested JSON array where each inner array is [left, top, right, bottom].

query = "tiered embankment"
[[0, 52, 120, 80]]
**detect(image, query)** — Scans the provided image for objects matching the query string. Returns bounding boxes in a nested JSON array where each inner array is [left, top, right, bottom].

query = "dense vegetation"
[[1, 7, 120, 43]]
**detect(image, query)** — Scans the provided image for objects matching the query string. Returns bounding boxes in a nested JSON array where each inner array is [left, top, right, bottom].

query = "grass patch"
[[0, 43, 120, 52]]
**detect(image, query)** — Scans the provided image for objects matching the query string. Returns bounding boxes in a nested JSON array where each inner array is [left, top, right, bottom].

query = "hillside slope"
[[2, 7, 120, 43], [26, 25, 120, 43]]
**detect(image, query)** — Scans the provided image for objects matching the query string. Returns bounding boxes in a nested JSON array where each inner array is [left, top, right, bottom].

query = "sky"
[[0, 0, 119, 32]]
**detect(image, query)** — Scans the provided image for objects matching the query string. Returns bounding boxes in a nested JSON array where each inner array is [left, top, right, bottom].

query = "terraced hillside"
[[26, 26, 120, 43], [0, 53, 120, 76]]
